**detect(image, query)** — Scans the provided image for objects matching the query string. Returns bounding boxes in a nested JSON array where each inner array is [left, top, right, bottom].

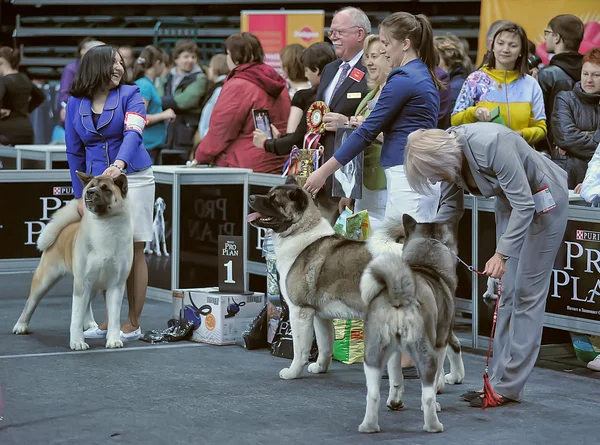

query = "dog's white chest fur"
[[273, 218, 334, 303], [74, 212, 134, 288]]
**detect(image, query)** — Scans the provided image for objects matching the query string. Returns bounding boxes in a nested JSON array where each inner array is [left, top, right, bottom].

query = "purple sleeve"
[[58, 61, 78, 106], [435, 67, 452, 122]]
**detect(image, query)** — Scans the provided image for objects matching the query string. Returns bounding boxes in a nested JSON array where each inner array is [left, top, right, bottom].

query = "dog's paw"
[[70, 339, 90, 351], [386, 400, 404, 411], [164, 252, 170, 257], [155, 251, 162, 257], [436, 376, 446, 394], [307, 362, 327, 374], [279, 367, 301, 380], [421, 402, 441, 412], [105, 338, 124, 349], [423, 421, 444, 433], [358, 422, 381, 434], [13, 322, 29, 334], [445, 371, 465, 385]]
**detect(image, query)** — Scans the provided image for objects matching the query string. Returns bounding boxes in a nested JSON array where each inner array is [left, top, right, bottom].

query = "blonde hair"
[[404, 129, 463, 195], [434, 34, 472, 73], [362, 35, 387, 89]]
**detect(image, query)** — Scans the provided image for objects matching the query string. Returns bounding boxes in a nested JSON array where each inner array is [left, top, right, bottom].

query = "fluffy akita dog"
[[246, 179, 464, 391], [13, 172, 133, 351]]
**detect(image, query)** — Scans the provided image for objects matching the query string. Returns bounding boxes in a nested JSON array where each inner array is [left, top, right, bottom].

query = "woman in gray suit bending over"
[[404, 122, 568, 407]]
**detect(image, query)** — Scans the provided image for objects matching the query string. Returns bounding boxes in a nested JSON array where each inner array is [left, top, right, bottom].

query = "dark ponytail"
[[414, 15, 444, 90], [132, 45, 167, 81], [0, 46, 21, 70], [380, 12, 445, 90]]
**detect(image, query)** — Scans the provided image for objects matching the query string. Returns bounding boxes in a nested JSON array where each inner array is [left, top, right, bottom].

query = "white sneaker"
[[120, 327, 142, 342], [83, 327, 107, 338], [587, 355, 600, 371]]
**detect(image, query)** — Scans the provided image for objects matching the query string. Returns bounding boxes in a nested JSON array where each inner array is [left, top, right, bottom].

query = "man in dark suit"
[[310, 7, 371, 221]]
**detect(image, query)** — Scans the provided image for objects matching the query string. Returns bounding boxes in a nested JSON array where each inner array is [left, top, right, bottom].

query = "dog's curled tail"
[[361, 253, 415, 308], [366, 217, 405, 257], [37, 199, 80, 251]]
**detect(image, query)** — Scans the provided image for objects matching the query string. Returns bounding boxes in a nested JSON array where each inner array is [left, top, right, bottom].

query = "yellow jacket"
[[451, 66, 546, 145]]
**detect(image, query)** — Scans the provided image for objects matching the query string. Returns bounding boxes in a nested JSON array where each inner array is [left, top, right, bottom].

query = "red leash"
[[455, 254, 503, 410]]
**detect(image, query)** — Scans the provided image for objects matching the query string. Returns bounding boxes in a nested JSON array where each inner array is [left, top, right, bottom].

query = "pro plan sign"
[[0, 180, 73, 259], [546, 223, 600, 321], [218, 235, 244, 293]]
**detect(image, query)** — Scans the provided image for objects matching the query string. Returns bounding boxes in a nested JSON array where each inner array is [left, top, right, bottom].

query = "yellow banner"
[[478, 0, 600, 65], [241, 10, 325, 72]]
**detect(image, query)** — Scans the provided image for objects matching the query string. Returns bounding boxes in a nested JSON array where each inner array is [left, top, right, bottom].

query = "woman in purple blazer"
[[65, 45, 154, 342]]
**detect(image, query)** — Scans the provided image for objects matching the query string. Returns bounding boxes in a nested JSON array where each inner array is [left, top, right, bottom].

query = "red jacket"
[[195, 62, 290, 173]]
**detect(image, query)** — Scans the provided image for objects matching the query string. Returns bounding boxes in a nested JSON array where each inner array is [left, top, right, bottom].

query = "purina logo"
[[294, 27, 319, 42], [576, 230, 600, 242], [53, 186, 73, 196]]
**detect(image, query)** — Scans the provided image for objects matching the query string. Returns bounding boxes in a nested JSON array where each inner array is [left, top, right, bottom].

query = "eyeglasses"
[[544, 29, 556, 36], [327, 26, 360, 38]]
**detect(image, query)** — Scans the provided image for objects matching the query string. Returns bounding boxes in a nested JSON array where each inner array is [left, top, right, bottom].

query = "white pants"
[[354, 186, 388, 233], [384, 165, 441, 223]]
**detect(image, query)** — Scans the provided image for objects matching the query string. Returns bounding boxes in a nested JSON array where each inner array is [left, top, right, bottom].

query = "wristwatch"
[[501, 255, 510, 261], [110, 163, 127, 174]]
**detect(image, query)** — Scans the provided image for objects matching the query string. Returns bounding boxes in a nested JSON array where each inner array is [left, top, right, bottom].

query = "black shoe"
[[469, 394, 515, 408], [382, 366, 419, 380], [460, 390, 483, 402]]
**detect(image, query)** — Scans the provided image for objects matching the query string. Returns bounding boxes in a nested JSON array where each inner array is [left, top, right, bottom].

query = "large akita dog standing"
[[13, 172, 133, 351]]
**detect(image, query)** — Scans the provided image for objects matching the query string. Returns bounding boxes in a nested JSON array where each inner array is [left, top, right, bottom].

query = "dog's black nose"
[[248, 195, 256, 204], [86, 188, 96, 196]]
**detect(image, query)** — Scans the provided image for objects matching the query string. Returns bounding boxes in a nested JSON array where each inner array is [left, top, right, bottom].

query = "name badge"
[[347, 92, 362, 99], [349, 67, 365, 82], [532, 186, 556, 214]]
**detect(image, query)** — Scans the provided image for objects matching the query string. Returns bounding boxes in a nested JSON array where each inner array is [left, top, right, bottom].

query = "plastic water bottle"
[[262, 229, 280, 304]]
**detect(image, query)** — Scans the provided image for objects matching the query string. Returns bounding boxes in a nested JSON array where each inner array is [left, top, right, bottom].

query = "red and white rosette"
[[304, 101, 329, 150]]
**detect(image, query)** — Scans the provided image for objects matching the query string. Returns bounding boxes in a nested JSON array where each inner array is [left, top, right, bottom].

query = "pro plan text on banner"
[[478, 0, 600, 66], [241, 10, 325, 72], [0, 180, 73, 259]]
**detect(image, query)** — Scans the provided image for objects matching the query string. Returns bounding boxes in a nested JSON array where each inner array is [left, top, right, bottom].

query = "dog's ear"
[[113, 173, 128, 198], [76, 171, 94, 187], [402, 213, 417, 237], [285, 174, 299, 186], [288, 186, 308, 209]]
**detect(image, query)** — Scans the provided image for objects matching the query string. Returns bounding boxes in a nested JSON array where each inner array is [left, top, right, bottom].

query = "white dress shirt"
[[323, 50, 364, 106]]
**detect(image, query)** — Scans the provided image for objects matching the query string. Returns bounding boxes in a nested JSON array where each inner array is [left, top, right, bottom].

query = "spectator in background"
[[58, 37, 104, 123], [0, 47, 45, 145], [196, 53, 230, 144], [133, 45, 177, 164], [193, 32, 290, 173], [119, 45, 135, 81], [435, 34, 471, 110], [158, 39, 207, 162], [252, 41, 336, 156], [553, 47, 600, 189], [452, 23, 547, 147], [280, 43, 311, 132], [435, 62, 451, 129], [347, 34, 390, 231], [538, 14, 585, 157], [479, 20, 512, 68]]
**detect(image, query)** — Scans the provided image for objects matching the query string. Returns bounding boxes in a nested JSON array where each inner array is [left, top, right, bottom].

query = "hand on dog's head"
[[76, 171, 128, 199]]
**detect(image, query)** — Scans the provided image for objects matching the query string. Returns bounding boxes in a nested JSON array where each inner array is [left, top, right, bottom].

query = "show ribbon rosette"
[[281, 101, 329, 187]]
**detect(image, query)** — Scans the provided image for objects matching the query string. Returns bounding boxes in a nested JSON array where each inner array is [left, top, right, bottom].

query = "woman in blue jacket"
[[304, 12, 443, 224], [65, 45, 154, 342]]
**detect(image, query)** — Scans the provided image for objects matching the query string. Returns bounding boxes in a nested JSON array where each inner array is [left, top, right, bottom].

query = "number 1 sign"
[[218, 235, 245, 293]]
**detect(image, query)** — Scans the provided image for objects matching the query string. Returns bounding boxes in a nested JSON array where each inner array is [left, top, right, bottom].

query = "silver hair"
[[486, 20, 512, 45], [404, 129, 463, 195], [338, 7, 372, 34]]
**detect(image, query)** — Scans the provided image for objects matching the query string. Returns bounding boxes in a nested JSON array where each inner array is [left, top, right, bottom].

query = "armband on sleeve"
[[124, 112, 148, 135]]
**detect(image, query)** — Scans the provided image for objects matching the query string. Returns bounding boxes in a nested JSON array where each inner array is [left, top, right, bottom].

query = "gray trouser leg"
[[491, 194, 568, 401]]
